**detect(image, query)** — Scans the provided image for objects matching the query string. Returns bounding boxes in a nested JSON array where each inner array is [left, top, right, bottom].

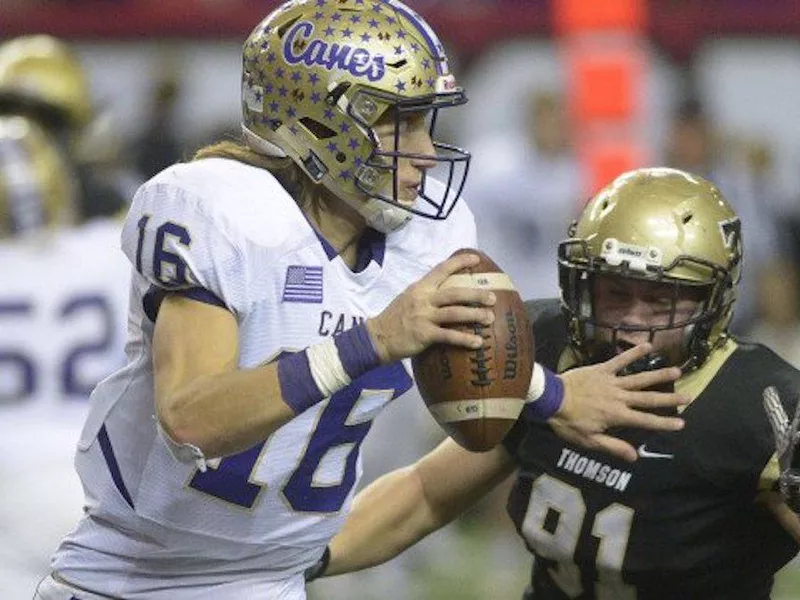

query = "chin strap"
[[359, 198, 412, 234], [764, 385, 800, 512]]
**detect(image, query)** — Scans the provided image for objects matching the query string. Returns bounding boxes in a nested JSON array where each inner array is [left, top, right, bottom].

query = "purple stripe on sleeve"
[[180, 287, 227, 309], [334, 323, 381, 380]]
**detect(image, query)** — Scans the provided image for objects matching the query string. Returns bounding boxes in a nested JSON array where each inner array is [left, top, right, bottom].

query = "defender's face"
[[592, 275, 704, 365], [373, 110, 437, 206]]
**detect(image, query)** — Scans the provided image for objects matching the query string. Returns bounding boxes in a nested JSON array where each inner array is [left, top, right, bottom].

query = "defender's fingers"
[[617, 367, 683, 391], [623, 389, 688, 409], [601, 343, 653, 373], [614, 407, 685, 431], [426, 253, 481, 286], [589, 434, 638, 463]]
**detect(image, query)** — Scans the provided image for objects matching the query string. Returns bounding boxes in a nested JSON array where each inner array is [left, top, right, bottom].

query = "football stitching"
[[469, 322, 493, 387]]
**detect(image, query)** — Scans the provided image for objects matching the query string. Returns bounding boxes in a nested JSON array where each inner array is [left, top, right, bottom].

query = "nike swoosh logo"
[[637, 444, 674, 460]]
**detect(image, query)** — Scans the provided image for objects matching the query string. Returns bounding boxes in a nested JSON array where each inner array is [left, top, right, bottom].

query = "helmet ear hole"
[[298, 118, 336, 141]]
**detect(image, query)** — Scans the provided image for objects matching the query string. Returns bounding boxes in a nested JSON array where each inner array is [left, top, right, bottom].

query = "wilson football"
[[412, 248, 534, 452]]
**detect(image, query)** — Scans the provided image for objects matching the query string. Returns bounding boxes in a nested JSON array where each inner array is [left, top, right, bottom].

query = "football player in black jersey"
[[311, 167, 800, 600]]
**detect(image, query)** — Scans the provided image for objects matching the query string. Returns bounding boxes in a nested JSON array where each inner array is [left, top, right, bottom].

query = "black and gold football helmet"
[[559, 167, 743, 371], [240, 0, 470, 233]]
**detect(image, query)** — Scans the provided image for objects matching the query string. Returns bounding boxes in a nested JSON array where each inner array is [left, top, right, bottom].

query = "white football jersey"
[[51, 158, 476, 598], [0, 219, 130, 599]]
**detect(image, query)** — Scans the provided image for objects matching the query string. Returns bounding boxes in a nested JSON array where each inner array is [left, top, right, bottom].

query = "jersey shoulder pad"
[[683, 342, 800, 489], [703, 342, 800, 408], [121, 159, 306, 315], [148, 158, 308, 249]]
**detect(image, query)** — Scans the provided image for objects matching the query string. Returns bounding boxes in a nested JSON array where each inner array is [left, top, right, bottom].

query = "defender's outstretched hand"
[[549, 343, 688, 462]]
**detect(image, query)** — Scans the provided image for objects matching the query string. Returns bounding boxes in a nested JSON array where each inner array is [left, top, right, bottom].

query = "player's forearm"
[[326, 440, 515, 577], [159, 321, 383, 458], [326, 466, 442, 576], [157, 364, 293, 458]]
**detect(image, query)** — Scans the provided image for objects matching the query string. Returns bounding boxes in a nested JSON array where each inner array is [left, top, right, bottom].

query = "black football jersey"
[[504, 299, 800, 600]]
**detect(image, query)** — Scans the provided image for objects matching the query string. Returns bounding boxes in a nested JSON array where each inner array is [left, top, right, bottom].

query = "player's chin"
[[395, 190, 419, 207]]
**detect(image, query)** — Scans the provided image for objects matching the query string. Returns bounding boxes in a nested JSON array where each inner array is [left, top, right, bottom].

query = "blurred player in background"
[[0, 34, 132, 597], [0, 34, 128, 221], [0, 113, 130, 597], [33, 2, 686, 599], [318, 168, 800, 600]]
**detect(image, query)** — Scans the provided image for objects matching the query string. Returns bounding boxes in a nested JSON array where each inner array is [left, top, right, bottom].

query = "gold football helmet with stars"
[[241, 0, 470, 233], [559, 167, 743, 371]]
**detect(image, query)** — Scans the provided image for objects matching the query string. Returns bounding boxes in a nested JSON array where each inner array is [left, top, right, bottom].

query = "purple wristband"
[[334, 322, 381, 379], [277, 351, 325, 415], [524, 366, 564, 422], [277, 323, 380, 416]]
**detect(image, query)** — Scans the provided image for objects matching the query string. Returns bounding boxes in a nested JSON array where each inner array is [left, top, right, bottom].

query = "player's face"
[[373, 109, 437, 206], [592, 275, 704, 365]]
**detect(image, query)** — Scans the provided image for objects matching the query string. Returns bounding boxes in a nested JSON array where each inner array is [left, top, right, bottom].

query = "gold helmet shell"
[[240, 0, 470, 231], [0, 35, 92, 130], [0, 115, 78, 238], [559, 167, 743, 369]]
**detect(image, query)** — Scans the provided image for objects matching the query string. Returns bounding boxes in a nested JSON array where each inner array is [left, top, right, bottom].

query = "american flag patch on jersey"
[[282, 265, 324, 303]]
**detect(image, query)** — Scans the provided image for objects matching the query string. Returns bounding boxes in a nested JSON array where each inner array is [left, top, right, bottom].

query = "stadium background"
[[3, 0, 800, 598]]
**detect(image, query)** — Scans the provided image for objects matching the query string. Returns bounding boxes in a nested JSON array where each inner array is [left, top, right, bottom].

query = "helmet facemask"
[[351, 86, 470, 223], [559, 237, 738, 372]]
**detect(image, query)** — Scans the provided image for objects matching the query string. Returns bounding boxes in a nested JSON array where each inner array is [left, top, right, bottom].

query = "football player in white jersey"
[[36, 2, 687, 599], [0, 115, 130, 598]]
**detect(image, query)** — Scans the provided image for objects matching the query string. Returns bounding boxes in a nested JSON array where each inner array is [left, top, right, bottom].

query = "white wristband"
[[526, 363, 546, 403], [307, 337, 352, 398]]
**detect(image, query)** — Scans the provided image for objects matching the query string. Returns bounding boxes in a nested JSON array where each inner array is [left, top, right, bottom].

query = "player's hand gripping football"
[[763, 386, 800, 512], [366, 253, 495, 363], [549, 343, 687, 462]]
